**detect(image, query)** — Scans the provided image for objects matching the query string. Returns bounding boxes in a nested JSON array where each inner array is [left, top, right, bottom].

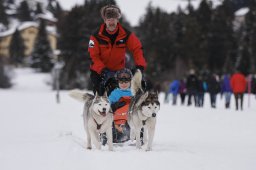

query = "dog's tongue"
[[100, 111, 106, 116]]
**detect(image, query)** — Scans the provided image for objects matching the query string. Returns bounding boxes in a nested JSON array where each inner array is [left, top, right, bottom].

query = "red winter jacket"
[[88, 23, 146, 74], [230, 73, 247, 93]]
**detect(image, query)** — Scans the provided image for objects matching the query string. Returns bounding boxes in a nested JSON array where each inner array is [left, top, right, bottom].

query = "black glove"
[[136, 65, 144, 73], [141, 79, 147, 91], [100, 68, 108, 81], [131, 66, 144, 75], [111, 101, 126, 112]]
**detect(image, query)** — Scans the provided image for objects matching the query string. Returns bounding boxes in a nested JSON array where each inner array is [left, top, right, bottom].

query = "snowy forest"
[[0, 0, 256, 90]]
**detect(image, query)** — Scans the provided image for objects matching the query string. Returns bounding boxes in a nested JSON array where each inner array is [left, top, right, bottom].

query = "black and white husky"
[[69, 90, 113, 151], [128, 70, 160, 151]]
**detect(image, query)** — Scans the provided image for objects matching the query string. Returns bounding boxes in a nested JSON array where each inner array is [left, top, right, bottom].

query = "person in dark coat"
[[179, 78, 187, 105], [197, 76, 207, 107], [186, 69, 198, 106], [207, 74, 221, 108], [251, 74, 256, 98]]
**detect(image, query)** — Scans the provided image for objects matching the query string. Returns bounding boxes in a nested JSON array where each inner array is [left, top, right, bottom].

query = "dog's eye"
[[155, 106, 158, 109], [99, 104, 102, 106], [105, 104, 108, 106], [148, 106, 151, 109]]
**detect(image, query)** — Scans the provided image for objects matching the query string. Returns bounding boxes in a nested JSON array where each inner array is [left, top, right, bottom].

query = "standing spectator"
[[163, 81, 170, 103], [197, 76, 206, 107], [169, 79, 180, 105], [179, 78, 187, 105], [251, 74, 256, 98], [230, 71, 247, 110], [186, 69, 198, 106], [207, 74, 221, 108], [221, 74, 232, 108]]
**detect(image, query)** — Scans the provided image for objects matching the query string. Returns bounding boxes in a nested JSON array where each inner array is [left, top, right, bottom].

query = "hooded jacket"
[[88, 23, 146, 74]]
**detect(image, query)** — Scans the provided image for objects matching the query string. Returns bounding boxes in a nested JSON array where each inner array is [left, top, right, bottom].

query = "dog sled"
[[100, 69, 146, 145], [112, 96, 131, 143], [98, 71, 131, 144]]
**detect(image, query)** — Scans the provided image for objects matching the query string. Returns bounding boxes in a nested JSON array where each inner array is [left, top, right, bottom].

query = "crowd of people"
[[165, 69, 256, 110]]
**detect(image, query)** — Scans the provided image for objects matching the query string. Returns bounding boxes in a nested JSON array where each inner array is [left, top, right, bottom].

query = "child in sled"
[[109, 68, 133, 143]]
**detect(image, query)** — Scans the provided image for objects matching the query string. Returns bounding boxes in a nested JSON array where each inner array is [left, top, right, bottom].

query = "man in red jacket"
[[230, 71, 247, 110], [88, 5, 146, 95]]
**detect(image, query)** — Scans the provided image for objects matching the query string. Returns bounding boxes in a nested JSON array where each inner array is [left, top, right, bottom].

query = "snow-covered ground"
[[0, 68, 256, 170]]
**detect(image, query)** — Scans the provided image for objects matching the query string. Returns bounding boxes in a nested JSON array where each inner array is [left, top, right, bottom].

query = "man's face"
[[105, 18, 118, 32]]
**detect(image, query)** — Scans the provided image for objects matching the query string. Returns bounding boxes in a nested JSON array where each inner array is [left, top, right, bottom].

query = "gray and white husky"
[[128, 70, 160, 151], [69, 90, 113, 151]]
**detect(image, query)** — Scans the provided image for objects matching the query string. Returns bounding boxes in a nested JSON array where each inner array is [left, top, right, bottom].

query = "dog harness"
[[93, 118, 102, 130], [142, 120, 146, 125]]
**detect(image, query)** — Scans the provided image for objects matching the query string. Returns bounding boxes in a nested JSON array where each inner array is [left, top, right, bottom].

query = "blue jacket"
[[169, 80, 180, 95], [108, 88, 132, 104], [221, 75, 232, 92]]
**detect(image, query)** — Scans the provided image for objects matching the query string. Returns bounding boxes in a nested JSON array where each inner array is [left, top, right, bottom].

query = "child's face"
[[118, 81, 131, 90]]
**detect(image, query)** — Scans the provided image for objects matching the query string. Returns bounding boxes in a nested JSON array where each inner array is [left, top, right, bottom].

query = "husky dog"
[[69, 90, 113, 151], [128, 70, 160, 151]]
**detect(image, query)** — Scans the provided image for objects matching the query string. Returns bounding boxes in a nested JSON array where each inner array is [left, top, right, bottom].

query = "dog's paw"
[[86, 146, 92, 150]]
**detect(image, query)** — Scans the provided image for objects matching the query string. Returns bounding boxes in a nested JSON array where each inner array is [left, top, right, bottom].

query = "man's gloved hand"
[[141, 79, 147, 91], [100, 68, 108, 81], [111, 101, 126, 112], [131, 66, 144, 75], [136, 65, 144, 73]]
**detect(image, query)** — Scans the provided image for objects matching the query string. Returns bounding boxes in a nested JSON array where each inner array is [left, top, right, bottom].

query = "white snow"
[[0, 68, 256, 170], [235, 7, 250, 16]]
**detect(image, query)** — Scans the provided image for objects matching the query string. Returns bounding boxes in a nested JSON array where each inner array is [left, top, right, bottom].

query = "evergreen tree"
[[195, 0, 213, 71], [9, 29, 25, 66], [5, 0, 15, 4], [17, 0, 32, 22], [31, 20, 53, 72], [35, 2, 43, 15], [137, 4, 175, 80], [180, 8, 201, 70], [233, 0, 250, 10], [0, 0, 9, 26], [208, 0, 236, 73], [172, 9, 188, 77], [47, 0, 63, 19], [241, 0, 256, 73], [46, 0, 55, 13]]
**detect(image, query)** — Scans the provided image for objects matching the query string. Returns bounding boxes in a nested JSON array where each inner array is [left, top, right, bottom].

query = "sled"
[[112, 96, 131, 143]]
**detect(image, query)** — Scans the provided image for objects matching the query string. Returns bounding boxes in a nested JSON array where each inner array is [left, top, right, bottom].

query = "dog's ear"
[[95, 91, 99, 98], [156, 90, 159, 96], [103, 91, 108, 98], [135, 91, 149, 107]]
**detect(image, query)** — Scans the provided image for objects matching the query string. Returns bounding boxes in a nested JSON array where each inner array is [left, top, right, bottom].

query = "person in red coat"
[[88, 5, 146, 95], [230, 71, 247, 110]]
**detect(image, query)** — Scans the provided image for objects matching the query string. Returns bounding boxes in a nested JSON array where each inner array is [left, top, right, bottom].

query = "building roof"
[[0, 21, 57, 38], [35, 11, 57, 23]]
